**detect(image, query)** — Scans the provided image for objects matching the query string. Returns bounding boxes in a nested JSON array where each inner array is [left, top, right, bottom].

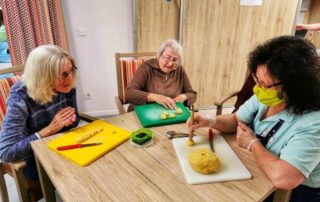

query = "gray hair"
[[156, 39, 183, 63], [22, 44, 76, 104]]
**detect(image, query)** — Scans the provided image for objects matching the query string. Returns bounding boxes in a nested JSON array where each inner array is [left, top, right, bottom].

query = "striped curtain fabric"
[[2, 0, 69, 66], [0, 75, 20, 127], [120, 59, 145, 103]]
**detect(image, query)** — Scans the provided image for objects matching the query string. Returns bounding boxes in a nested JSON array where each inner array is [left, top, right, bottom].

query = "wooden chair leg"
[[0, 163, 9, 202], [12, 166, 30, 202], [115, 96, 126, 114]]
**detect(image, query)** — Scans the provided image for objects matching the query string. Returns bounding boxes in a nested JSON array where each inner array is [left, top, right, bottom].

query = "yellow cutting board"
[[47, 120, 130, 166]]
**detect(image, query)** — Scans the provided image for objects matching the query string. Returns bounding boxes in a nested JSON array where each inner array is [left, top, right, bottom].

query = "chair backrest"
[[0, 65, 33, 202], [0, 65, 24, 127], [115, 52, 156, 104], [232, 73, 255, 113], [215, 69, 254, 115]]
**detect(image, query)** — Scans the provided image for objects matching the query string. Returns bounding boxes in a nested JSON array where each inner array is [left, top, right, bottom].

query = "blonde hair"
[[156, 39, 183, 63], [22, 44, 76, 104]]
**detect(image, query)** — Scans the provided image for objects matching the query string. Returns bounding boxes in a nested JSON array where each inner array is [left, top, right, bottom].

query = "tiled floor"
[[3, 106, 234, 202]]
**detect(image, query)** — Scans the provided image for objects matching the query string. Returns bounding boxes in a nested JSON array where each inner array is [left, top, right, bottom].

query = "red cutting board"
[[47, 120, 130, 166]]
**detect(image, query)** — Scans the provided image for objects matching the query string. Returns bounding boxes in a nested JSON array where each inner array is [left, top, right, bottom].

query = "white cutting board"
[[172, 135, 252, 184]]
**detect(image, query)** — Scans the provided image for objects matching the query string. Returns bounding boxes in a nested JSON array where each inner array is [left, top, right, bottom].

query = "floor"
[[2, 106, 234, 202], [4, 174, 62, 202]]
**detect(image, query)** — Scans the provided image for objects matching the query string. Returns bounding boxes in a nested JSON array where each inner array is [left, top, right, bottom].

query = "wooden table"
[[31, 112, 280, 202]]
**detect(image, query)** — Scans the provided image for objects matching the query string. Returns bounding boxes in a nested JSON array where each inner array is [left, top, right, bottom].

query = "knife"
[[57, 142, 102, 151], [208, 128, 214, 152]]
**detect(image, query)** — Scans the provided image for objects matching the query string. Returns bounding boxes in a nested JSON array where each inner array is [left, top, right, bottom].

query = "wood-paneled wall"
[[136, 0, 299, 107], [182, 0, 299, 107], [135, 0, 180, 52]]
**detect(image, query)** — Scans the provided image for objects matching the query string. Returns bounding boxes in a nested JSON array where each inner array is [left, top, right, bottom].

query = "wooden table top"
[[31, 112, 275, 202]]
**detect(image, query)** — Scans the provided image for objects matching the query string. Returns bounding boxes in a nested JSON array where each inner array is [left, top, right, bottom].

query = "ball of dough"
[[161, 114, 167, 120], [186, 139, 194, 146], [176, 108, 183, 114], [169, 113, 175, 118], [188, 148, 220, 174], [162, 111, 168, 115]]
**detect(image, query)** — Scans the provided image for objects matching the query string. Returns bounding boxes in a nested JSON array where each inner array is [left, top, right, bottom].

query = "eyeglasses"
[[252, 73, 282, 90], [161, 55, 181, 64], [59, 66, 77, 80]]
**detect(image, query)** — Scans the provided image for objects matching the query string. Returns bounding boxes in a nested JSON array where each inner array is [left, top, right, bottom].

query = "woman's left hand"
[[236, 121, 258, 149], [173, 94, 187, 103]]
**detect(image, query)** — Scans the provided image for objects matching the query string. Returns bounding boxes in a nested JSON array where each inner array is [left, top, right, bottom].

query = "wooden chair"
[[115, 52, 156, 114], [0, 65, 97, 202], [214, 70, 254, 115]]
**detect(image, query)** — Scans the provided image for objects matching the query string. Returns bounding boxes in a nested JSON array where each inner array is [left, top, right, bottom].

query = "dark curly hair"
[[248, 36, 320, 115]]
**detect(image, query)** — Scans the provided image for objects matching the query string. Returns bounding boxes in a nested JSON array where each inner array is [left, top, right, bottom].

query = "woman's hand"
[[152, 94, 177, 109], [39, 107, 76, 137], [236, 121, 259, 150], [295, 24, 306, 30], [173, 94, 187, 103], [186, 114, 216, 130]]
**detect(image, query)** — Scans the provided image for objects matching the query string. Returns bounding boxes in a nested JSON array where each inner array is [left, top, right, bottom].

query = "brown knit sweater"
[[125, 58, 197, 110]]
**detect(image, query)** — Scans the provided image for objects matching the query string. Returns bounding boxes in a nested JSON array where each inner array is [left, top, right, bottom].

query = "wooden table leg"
[[34, 154, 56, 202], [273, 189, 291, 202]]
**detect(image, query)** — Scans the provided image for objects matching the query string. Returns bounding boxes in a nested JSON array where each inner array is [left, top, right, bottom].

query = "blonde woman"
[[125, 39, 197, 111], [0, 45, 79, 180]]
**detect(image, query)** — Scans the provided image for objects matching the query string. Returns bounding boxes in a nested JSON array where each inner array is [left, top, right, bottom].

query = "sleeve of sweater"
[[0, 92, 38, 162], [125, 63, 150, 105], [181, 68, 197, 106]]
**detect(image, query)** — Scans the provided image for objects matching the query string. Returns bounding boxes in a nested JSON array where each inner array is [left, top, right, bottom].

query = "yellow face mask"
[[253, 85, 283, 106]]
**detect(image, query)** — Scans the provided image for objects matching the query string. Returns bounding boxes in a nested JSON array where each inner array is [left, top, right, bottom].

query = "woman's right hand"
[[39, 107, 76, 137], [186, 114, 215, 130]]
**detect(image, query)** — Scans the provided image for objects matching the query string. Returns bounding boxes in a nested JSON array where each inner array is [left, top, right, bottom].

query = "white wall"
[[62, 0, 134, 116]]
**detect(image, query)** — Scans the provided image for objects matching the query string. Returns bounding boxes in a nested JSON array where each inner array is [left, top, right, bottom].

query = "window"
[[0, 8, 11, 64]]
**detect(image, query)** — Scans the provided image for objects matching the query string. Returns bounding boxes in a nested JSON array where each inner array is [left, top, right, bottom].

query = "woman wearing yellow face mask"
[[187, 36, 320, 202]]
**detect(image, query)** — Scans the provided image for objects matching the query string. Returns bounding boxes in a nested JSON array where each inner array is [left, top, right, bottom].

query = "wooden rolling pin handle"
[[189, 105, 195, 141]]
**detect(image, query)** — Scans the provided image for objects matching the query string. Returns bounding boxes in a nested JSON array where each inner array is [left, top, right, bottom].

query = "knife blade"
[[208, 128, 214, 152], [57, 142, 102, 151]]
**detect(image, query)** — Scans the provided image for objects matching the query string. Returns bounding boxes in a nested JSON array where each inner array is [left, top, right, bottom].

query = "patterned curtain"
[[1, 0, 69, 66]]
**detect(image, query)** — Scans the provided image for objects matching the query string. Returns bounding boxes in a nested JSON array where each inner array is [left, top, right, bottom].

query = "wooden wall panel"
[[136, 0, 180, 52], [182, 0, 299, 107], [307, 0, 320, 47]]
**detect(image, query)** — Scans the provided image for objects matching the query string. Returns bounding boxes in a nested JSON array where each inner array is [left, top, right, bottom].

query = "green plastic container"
[[130, 128, 153, 145]]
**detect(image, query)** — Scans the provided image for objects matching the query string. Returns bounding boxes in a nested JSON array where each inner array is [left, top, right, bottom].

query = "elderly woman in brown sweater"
[[125, 39, 197, 111]]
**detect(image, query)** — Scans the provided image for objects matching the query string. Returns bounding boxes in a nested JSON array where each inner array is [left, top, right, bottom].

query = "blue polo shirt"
[[236, 95, 320, 188]]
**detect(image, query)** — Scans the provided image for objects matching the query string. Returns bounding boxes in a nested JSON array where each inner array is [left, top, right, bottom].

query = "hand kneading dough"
[[188, 148, 220, 174]]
